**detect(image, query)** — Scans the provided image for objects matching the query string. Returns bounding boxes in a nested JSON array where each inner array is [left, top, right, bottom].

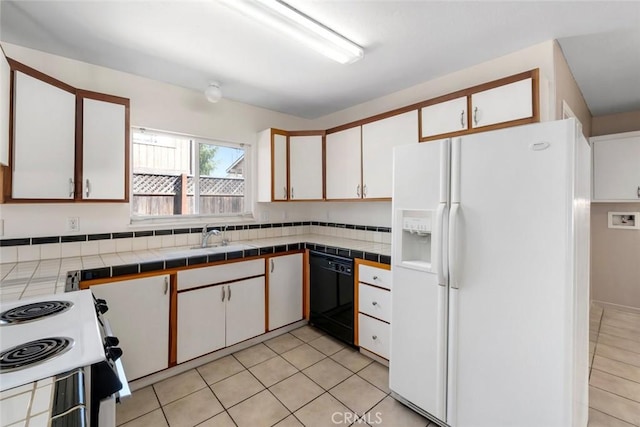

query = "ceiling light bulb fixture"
[[219, 0, 364, 64], [204, 82, 222, 103]]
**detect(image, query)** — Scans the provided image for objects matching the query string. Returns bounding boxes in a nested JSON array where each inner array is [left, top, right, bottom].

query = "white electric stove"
[[0, 290, 105, 392]]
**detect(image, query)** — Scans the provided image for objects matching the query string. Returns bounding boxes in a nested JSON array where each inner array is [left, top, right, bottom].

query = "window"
[[131, 128, 248, 219]]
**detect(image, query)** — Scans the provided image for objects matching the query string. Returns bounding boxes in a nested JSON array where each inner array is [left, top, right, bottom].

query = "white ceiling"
[[1, 1, 639, 119]]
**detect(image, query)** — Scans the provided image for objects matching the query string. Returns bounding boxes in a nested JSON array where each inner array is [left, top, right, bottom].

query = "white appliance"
[[0, 290, 129, 426], [389, 119, 591, 427]]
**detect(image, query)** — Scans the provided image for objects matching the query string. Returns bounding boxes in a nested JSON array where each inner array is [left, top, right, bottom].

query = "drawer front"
[[358, 283, 391, 322], [358, 265, 391, 290], [358, 314, 390, 360], [177, 259, 265, 291]]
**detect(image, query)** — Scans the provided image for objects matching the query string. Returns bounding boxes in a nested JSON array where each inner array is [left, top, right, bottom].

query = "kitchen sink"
[[163, 243, 257, 259]]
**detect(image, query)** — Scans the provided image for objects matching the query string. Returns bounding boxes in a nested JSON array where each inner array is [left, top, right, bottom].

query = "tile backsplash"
[[0, 222, 391, 263]]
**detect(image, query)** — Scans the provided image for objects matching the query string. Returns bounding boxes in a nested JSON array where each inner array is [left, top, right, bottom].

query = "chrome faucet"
[[220, 225, 230, 246], [201, 224, 220, 248]]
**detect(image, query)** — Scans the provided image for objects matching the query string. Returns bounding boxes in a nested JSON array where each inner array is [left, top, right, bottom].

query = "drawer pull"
[[372, 335, 378, 340], [372, 301, 378, 306], [373, 276, 379, 280]]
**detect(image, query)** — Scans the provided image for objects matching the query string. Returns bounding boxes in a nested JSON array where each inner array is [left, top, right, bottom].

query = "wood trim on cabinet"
[[303, 249, 310, 320], [7, 58, 76, 94], [270, 128, 288, 201], [287, 130, 326, 137], [75, 95, 84, 200], [265, 258, 270, 333], [169, 274, 178, 367], [3, 68, 15, 202]]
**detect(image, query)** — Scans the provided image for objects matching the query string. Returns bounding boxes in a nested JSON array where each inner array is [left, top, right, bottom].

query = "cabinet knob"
[[284, 186, 287, 199], [86, 179, 91, 198], [460, 110, 465, 128], [372, 275, 378, 280], [221, 286, 225, 302], [637, 186, 639, 198], [356, 184, 361, 197], [372, 301, 378, 306], [68, 178, 75, 198], [372, 335, 378, 340], [164, 277, 169, 295], [473, 106, 479, 126], [363, 184, 367, 198], [291, 187, 294, 199], [270, 259, 275, 273]]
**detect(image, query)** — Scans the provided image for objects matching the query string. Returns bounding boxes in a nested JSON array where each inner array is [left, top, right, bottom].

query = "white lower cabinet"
[[177, 285, 226, 364], [225, 277, 266, 346], [90, 275, 170, 381], [177, 272, 265, 364], [357, 262, 392, 360], [358, 314, 390, 360], [268, 253, 303, 330]]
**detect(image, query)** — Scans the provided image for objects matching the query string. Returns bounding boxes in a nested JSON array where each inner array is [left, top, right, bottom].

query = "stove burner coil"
[[0, 301, 73, 325], [0, 337, 74, 372]]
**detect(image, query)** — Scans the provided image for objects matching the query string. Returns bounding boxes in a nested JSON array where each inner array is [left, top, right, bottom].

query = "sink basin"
[[163, 243, 257, 259]]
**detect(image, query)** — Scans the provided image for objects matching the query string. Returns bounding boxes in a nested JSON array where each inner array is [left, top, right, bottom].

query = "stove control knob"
[[96, 302, 109, 315], [104, 336, 120, 347], [106, 347, 123, 362]]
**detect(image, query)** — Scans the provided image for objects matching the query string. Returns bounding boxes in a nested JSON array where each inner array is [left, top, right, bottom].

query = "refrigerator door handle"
[[435, 202, 448, 286], [448, 203, 460, 289]]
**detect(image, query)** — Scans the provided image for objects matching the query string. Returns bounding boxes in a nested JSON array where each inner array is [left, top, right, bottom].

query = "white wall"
[[0, 40, 558, 238]]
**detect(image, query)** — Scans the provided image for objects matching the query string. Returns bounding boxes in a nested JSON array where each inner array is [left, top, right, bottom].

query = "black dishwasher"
[[309, 251, 354, 345]]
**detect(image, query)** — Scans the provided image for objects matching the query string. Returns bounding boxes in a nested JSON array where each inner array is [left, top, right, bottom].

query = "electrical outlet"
[[67, 217, 80, 232]]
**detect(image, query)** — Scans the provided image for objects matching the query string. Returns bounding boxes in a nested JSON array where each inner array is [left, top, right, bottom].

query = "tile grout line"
[[590, 366, 640, 387], [588, 407, 636, 427]]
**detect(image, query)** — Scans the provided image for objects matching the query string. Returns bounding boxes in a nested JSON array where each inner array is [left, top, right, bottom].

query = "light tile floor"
[[588, 305, 640, 426], [116, 326, 436, 427]]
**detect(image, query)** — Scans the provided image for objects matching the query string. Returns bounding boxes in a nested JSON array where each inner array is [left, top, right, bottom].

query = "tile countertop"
[[0, 234, 391, 302]]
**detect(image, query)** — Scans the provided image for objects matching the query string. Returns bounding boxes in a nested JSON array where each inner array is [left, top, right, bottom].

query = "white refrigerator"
[[389, 119, 591, 427]]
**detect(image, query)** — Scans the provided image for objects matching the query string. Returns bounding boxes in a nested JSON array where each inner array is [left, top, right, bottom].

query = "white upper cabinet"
[[362, 111, 418, 199], [420, 97, 467, 139], [12, 71, 76, 199], [272, 133, 288, 201], [0, 53, 9, 166], [592, 131, 640, 202], [326, 127, 362, 200], [81, 95, 128, 200], [257, 130, 323, 201], [8, 61, 130, 202], [289, 135, 323, 200], [470, 77, 533, 129]]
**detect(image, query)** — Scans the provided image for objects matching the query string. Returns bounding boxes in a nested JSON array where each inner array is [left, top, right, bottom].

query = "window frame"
[[129, 127, 253, 224]]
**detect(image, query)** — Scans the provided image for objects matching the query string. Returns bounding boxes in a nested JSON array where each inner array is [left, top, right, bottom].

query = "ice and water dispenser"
[[397, 209, 433, 271]]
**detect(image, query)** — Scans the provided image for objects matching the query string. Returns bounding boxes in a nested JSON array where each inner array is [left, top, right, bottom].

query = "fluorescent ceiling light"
[[220, 0, 364, 64]]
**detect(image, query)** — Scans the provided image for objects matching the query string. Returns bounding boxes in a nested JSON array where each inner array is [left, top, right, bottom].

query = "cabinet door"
[[225, 277, 266, 346], [326, 127, 362, 200], [420, 96, 467, 139], [593, 134, 640, 201], [82, 97, 127, 200], [268, 253, 303, 330], [273, 133, 288, 201], [90, 275, 170, 380], [362, 111, 418, 199], [0, 53, 9, 166], [12, 71, 76, 199], [177, 285, 226, 363], [470, 78, 533, 128], [289, 135, 323, 200]]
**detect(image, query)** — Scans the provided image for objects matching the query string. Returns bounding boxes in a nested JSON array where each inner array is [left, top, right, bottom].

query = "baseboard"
[[359, 347, 388, 367], [129, 319, 308, 391], [592, 300, 640, 315]]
